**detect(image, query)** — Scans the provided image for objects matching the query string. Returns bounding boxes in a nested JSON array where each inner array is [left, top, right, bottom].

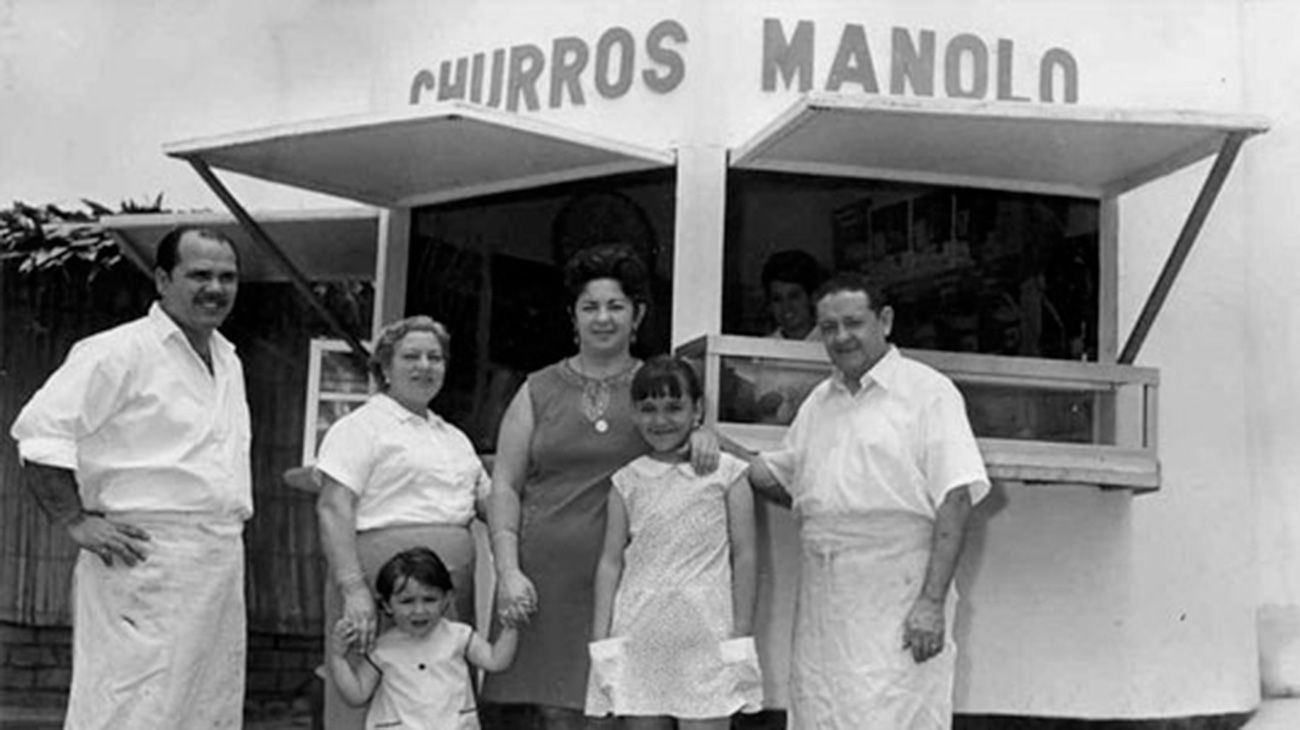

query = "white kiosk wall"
[[1243, 0, 1300, 699]]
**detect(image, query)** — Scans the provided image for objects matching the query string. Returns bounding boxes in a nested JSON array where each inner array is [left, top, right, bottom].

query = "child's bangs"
[[631, 370, 689, 401], [630, 356, 703, 402]]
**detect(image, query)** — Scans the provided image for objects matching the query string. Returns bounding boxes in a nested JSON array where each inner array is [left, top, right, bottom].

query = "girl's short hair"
[[631, 355, 703, 403], [369, 315, 451, 390], [374, 547, 453, 603], [562, 244, 651, 310]]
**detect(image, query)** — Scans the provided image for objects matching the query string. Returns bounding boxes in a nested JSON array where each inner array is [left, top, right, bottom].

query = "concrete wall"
[[1, 0, 1278, 719]]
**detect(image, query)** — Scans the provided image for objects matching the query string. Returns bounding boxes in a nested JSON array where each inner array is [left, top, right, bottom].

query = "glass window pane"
[[320, 350, 370, 394], [716, 355, 829, 426], [713, 353, 1119, 446]]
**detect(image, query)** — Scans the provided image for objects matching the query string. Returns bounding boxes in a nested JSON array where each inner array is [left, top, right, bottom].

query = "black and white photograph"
[[2, 2, 1297, 729]]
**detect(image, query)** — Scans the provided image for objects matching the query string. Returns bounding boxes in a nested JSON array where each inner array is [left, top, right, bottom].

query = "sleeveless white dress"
[[585, 453, 763, 718], [366, 620, 480, 730]]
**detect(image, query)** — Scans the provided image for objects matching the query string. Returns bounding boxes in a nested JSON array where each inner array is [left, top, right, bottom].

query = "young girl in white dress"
[[328, 547, 519, 730], [586, 355, 763, 729]]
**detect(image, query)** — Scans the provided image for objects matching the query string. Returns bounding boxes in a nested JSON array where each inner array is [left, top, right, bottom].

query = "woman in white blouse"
[[316, 316, 491, 729]]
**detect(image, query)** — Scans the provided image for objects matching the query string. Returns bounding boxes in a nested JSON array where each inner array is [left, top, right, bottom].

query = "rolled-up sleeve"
[[10, 339, 129, 470], [923, 382, 991, 507], [314, 415, 374, 495]]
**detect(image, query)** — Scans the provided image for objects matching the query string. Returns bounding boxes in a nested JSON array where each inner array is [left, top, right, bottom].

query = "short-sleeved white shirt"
[[315, 394, 489, 531], [10, 303, 252, 518], [763, 346, 989, 519]]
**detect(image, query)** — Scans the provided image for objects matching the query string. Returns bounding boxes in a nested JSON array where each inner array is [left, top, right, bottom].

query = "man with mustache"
[[11, 226, 251, 729]]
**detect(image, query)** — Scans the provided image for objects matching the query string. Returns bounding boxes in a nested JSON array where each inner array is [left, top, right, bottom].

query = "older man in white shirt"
[[748, 272, 989, 730], [11, 226, 250, 730]]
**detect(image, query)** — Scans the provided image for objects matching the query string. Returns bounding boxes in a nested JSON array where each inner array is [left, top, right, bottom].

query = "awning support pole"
[[1119, 131, 1246, 364], [185, 158, 372, 364]]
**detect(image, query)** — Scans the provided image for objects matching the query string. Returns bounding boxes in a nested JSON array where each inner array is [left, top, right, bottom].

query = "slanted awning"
[[104, 208, 379, 282], [164, 101, 675, 207], [732, 94, 1268, 198]]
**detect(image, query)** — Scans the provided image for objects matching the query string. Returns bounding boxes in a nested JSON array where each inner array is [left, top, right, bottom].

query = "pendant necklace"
[[568, 357, 636, 434]]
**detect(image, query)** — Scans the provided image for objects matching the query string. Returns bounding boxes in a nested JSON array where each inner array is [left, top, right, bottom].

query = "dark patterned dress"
[[481, 360, 647, 710]]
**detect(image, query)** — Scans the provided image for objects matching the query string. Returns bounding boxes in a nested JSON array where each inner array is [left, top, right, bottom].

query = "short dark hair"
[[375, 547, 453, 604], [154, 226, 239, 273], [813, 272, 891, 313], [563, 244, 651, 311], [631, 354, 703, 403], [369, 315, 451, 390], [761, 249, 824, 296]]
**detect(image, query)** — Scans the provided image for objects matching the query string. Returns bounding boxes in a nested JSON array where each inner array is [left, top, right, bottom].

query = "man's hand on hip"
[[67, 513, 152, 567]]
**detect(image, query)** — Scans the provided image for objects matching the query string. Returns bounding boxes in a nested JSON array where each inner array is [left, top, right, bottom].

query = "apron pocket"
[[586, 637, 628, 714], [719, 636, 764, 712]]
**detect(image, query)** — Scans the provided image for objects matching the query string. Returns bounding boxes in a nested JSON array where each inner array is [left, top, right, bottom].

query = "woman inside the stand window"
[[315, 315, 491, 730], [761, 249, 824, 341], [736, 249, 826, 425], [482, 244, 718, 730]]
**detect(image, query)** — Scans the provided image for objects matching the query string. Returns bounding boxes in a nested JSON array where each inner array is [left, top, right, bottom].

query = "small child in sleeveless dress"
[[586, 355, 764, 728], [328, 546, 519, 730]]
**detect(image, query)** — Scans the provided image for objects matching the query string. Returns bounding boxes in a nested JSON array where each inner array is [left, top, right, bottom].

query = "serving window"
[[721, 171, 1101, 434], [705, 94, 1265, 491], [724, 171, 1098, 357], [162, 104, 682, 453]]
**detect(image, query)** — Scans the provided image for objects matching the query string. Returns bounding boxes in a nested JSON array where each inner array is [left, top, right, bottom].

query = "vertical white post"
[[372, 207, 411, 338], [1098, 195, 1119, 364], [671, 145, 728, 347]]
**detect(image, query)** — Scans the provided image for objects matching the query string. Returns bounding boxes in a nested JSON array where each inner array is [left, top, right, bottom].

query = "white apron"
[[789, 512, 957, 730], [64, 512, 246, 730]]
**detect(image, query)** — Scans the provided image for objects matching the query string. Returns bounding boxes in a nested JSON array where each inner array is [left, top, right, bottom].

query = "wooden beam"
[[186, 158, 372, 365], [1119, 132, 1246, 364]]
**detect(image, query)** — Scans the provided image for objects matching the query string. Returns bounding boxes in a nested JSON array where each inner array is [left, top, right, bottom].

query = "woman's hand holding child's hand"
[[340, 582, 377, 653], [330, 618, 361, 657], [497, 608, 527, 630], [497, 568, 538, 626]]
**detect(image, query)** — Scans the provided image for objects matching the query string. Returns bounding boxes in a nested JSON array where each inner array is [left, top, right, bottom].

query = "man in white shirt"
[[10, 226, 251, 729], [749, 272, 989, 730]]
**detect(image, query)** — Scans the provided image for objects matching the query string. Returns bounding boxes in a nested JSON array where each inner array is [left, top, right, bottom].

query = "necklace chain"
[[567, 357, 636, 432]]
